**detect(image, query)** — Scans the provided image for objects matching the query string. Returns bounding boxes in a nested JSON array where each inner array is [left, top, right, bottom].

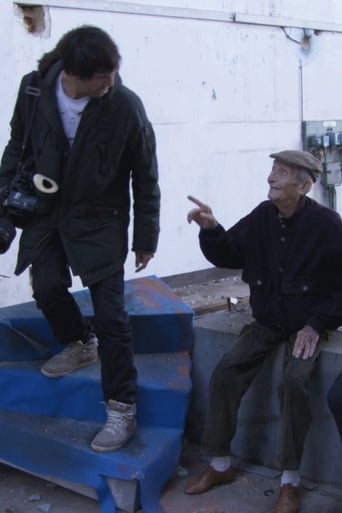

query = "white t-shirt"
[[56, 72, 89, 146]]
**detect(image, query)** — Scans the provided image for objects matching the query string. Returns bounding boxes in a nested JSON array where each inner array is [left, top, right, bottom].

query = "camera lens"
[[0, 217, 16, 254]]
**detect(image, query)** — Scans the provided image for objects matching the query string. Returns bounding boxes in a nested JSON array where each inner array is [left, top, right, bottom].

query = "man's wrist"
[[204, 220, 218, 230]]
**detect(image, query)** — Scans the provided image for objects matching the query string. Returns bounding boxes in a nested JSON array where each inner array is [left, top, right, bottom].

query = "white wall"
[[1, 0, 342, 305]]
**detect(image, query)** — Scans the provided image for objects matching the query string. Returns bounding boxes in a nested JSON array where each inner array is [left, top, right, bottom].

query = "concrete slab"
[[186, 310, 342, 486], [0, 275, 194, 513]]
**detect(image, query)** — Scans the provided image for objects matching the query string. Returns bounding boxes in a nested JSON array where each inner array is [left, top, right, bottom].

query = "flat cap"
[[270, 150, 323, 182]]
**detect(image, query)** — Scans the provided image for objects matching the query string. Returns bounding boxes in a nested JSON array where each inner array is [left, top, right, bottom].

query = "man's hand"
[[135, 251, 154, 273], [292, 325, 319, 360], [187, 195, 218, 230]]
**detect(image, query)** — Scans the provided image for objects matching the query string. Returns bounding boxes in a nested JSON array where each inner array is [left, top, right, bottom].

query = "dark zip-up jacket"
[[0, 62, 160, 285], [199, 197, 342, 335]]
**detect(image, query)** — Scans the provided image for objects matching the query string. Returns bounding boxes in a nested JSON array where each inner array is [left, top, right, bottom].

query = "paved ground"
[[1, 442, 341, 513]]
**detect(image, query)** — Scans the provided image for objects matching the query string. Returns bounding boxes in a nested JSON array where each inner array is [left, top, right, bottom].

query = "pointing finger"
[[187, 195, 206, 208]]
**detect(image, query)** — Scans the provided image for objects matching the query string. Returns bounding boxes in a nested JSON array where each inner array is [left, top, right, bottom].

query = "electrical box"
[[302, 120, 342, 187]]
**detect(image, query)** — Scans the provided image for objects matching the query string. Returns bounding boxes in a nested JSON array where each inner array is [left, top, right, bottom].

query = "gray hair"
[[296, 168, 313, 184]]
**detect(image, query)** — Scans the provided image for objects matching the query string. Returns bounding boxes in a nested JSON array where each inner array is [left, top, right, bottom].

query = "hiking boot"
[[41, 337, 98, 378], [90, 400, 137, 453]]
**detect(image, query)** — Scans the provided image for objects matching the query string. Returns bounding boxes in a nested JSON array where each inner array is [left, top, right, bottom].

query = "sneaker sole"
[[90, 423, 137, 453], [41, 356, 98, 378]]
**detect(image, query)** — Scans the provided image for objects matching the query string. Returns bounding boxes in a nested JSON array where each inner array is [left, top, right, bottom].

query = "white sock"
[[210, 455, 231, 472], [281, 469, 300, 487]]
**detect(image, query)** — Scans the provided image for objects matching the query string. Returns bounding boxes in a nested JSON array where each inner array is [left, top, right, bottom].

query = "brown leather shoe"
[[184, 465, 236, 495], [275, 484, 300, 513]]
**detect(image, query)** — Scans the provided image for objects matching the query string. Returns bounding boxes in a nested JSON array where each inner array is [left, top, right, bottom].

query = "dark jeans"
[[30, 232, 137, 403], [202, 321, 324, 469], [327, 371, 342, 441]]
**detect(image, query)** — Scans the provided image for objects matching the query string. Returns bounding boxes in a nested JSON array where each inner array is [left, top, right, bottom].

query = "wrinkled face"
[[267, 161, 304, 206], [74, 70, 117, 98]]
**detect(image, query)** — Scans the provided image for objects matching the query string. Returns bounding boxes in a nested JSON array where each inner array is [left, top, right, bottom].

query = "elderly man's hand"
[[292, 325, 320, 360], [187, 195, 218, 230]]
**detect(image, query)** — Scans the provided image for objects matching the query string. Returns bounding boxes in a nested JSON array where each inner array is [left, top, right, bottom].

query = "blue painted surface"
[[0, 411, 182, 513], [0, 275, 194, 513], [0, 275, 194, 360], [0, 352, 192, 427]]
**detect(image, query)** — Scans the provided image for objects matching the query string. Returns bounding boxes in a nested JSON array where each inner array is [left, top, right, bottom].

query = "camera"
[[7, 158, 41, 216], [0, 158, 59, 254]]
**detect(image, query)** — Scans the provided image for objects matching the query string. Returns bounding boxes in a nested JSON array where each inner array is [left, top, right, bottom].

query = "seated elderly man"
[[186, 150, 342, 513]]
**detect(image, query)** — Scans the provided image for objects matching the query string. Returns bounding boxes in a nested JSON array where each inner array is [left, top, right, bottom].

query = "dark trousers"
[[202, 321, 324, 470], [327, 371, 342, 441], [30, 232, 137, 403]]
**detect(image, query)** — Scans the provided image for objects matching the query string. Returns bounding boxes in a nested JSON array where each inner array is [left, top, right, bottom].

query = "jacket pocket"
[[242, 269, 265, 289], [80, 206, 121, 219], [281, 277, 316, 295]]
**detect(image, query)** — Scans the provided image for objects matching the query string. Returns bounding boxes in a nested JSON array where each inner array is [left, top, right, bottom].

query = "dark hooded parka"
[[0, 61, 160, 285]]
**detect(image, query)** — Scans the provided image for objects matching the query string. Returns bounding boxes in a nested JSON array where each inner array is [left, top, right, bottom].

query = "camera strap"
[[18, 72, 41, 165]]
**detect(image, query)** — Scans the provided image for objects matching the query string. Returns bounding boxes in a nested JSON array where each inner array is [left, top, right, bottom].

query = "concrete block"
[[186, 310, 342, 485]]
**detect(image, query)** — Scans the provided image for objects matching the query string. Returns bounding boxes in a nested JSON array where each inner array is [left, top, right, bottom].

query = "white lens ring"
[[33, 174, 59, 194]]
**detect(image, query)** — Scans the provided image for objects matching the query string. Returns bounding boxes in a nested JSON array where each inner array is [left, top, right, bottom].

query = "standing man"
[[185, 150, 342, 513], [0, 26, 160, 453]]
